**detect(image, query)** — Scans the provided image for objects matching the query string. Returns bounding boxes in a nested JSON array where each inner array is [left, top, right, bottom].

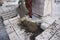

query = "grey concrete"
[[52, 0, 60, 18], [0, 17, 10, 40], [32, 0, 45, 16], [0, 6, 18, 20], [50, 28, 60, 40]]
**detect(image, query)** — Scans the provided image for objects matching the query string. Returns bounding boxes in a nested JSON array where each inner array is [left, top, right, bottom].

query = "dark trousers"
[[25, 0, 32, 18]]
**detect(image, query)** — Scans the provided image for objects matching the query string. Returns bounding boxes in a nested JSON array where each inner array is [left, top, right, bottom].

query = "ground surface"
[[0, 0, 60, 40], [0, 17, 10, 40], [4, 15, 31, 40], [3, 15, 60, 40]]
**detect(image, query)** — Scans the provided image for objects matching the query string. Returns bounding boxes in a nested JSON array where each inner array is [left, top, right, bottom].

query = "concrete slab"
[[50, 28, 60, 40], [5, 16, 32, 40], [0, 17, 10, 40], [55, 19, 60, 26], [5, 25, 14, 34], [42, 16, 55, 24], [4, 20, 10, 25], [35, 25, 60, 40], [41, 22, 50, 30], [9, 32, 19, 40]]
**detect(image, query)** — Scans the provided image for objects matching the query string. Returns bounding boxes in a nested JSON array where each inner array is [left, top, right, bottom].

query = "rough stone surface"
[[41, 22, 50, 30], [55, 19, 60, 25], [42, 16, 55, 25], [0, 17, 10, 40], [36, 24, 60, 40], [50, 28, 60, 40]]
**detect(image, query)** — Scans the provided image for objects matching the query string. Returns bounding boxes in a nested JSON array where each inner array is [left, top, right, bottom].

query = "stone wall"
[[32, 0, 53, 17], [32, 0, 45, 16]]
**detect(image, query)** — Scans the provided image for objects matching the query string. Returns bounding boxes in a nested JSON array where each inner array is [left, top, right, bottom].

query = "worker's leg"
[[25, 0, 32, 18]]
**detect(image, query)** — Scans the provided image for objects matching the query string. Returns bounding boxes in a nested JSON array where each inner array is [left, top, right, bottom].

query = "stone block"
[[42, 16, 55, 24], [32, 0, 44, 16], [50, 29, 60, 40], [32, 0, 53, 16], [41, 22, 50, 30], [55, 19, 60, 26], [9, 32, 19, 40], [0, 18, 10, 40], [5, 25, 14, 34], [35, 25, 60, 40], [4, 20, 10, 25]]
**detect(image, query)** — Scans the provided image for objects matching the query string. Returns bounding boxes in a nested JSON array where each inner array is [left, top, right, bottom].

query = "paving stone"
[[50, 14, 59, 20], [15, 29, 25, 35], [0, 29, 10, 40], [8, 15, 20, 22], [0, 7, 3, 14], [42, 16, 55, 24], [2, 12, 17, 20], [18, 32, 27, 40], [55, 19, 60, 26], [9, 19, 19, 29], [55, 24, 60, 30], [4, 16, 28, 40], [6, 0, 17, 2], [0, 5, 18, 20], [4, 20, 10, 25], [5, 25, 14, 34], [3, 2, 18, 6], [50, 28, 60, 40], [50, 34, 60, 40], [41, 22, 50, 30], [1, 6, 9, 12], [9, 32, 20, 40], [35, 25, 60, 40], [52, 0, 60, 19], [8, 16, 31, 40], [0, 17, 10, 40]]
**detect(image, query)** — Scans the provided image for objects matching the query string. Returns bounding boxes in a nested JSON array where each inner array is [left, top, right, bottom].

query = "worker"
[[25, 0, 32, 18], [18, 0, 32, 18]]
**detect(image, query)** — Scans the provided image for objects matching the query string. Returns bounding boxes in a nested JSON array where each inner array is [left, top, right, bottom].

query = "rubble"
[[20, 20, 38, 33]]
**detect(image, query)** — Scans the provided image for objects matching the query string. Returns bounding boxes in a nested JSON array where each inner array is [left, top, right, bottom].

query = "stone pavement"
[[4, 16, 31, 40], [0, 17, 10, 40], [1, 0, 60, 40], [3, 15, 60, 40]]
